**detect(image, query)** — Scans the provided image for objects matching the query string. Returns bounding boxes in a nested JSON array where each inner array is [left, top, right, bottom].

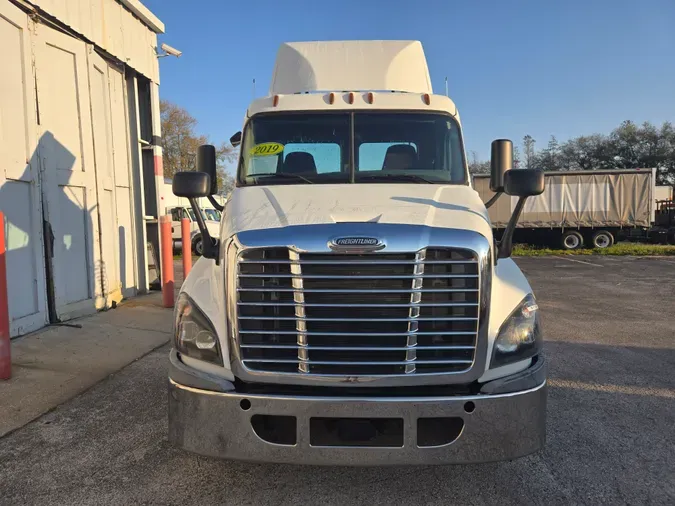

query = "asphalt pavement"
[[0, 256, 673, 505]]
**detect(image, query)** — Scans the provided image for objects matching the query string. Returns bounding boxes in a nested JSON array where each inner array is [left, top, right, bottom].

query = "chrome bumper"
[[168, 355, 547, 466]]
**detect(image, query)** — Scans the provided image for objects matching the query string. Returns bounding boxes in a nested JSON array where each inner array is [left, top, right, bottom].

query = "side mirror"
[[172, 171, 211, 198], [172, 171, 219, 261], [504, 169, 545, 197], [490, 139, 513, 192], [197, 144, 218, 195], [497, 169, 546, 260], [230, 131, 242, 147]]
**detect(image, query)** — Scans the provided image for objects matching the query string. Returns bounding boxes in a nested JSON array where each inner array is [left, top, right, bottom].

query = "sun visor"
[[270, 40, 433, 95]]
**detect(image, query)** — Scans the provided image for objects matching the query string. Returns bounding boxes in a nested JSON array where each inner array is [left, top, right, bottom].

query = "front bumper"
[[168, 353, 547, 466]]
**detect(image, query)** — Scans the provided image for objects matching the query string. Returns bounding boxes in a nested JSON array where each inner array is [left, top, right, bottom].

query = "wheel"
[[591, 230, 614, 249], [561, 230, 583, 250], [192, 235, 204, 256], [668, 228, 675, 245]]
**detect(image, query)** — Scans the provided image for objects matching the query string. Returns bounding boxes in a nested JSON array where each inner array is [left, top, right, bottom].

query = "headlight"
[[174, 293, 222, 365], [490, 294, 542, 368]]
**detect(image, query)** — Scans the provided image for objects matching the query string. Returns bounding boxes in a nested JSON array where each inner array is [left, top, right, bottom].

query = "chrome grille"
[[236, 247, 480, 376]]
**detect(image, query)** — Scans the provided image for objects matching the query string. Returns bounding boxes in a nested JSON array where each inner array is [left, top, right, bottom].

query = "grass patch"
[[513, 243, 675, 256]]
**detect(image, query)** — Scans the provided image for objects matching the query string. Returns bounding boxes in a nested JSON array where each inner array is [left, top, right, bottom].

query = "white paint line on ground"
[[551, 255, 604, 267], [550, 379, 675, 399]]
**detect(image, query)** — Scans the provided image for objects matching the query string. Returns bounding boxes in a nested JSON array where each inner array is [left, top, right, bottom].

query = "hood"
[[223, 184, 493, 240]]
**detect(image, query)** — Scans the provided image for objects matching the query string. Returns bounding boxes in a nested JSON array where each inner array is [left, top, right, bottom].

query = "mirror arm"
[[497, 196, 528, 260], [188, 197, 220, 264], [207, 195, 224, 212], [484, 192, 503, 209]]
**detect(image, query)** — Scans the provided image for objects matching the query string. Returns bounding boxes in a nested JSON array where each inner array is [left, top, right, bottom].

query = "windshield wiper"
[[356, 173, 437, 184], [247, 173, 315, 184]]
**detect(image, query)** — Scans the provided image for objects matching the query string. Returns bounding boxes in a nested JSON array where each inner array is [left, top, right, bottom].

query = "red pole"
[[0, 212, 11, 380], [181, 217, 192, 278], [160, 214, 174, 308]]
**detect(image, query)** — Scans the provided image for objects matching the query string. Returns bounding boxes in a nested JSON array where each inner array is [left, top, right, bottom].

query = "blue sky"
[[144, 0, 675, 164]]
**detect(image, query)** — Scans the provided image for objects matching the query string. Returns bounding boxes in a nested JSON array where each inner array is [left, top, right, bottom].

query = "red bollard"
[[160, 214, 175, 308], [0, 212, 11, 380], [181, 217, 192, 278]]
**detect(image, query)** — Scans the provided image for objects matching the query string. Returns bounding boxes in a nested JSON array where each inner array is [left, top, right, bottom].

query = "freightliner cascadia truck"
[[168, 40, 547, 465]]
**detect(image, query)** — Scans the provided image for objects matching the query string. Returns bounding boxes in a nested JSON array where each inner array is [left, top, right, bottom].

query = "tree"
[[215, 142, 238, 195], [523, 135, 536, 169], [513, 145, 521, 169], [160, 100, 238, 193], [468, 151, 490, 174], [160, 100, 206, 177], [539, 135, 561, 171]]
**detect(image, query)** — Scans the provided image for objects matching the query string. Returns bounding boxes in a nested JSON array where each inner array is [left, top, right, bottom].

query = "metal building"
[[0, 0, 165, 337]]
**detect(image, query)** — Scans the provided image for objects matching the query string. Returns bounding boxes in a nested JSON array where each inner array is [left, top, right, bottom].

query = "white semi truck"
[[167, 41, 547, 465]]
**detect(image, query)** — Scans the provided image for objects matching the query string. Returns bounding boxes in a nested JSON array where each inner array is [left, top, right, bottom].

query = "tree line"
[[160, 100, 238, 194], [469, 120, 675, 185]]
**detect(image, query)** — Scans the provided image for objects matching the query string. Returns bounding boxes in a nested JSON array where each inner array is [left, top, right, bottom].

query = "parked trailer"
[[473, 169, 662, 249]]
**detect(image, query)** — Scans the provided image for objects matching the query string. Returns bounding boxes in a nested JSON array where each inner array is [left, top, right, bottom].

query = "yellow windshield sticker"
[[249, 142, 284, 157]]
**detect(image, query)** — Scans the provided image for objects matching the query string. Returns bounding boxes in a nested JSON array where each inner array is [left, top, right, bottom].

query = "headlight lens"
[[174, 293, 221, 364], [491, 294, 542, 368]]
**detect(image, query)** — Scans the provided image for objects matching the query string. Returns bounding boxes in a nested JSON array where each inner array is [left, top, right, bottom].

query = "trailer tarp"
[[473, 170, 654, 228]]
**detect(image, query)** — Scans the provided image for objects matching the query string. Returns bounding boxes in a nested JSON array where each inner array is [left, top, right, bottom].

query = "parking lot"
[[0, 256, 673, 505]]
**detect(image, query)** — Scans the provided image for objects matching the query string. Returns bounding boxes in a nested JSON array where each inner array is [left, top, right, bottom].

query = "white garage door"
[[0, 2, 48, 335], [35, 25, 103, 321]]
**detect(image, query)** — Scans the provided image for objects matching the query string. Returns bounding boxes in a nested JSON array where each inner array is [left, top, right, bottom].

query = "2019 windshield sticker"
[[249, 142, 284, 157]]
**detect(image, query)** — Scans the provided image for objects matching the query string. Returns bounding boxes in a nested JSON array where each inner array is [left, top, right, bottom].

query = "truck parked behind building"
[[167, 40, 547, 465]]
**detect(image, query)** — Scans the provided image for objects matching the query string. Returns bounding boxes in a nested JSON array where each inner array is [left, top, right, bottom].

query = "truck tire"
[[192, 234, 204, 256], [591, 230, 614, 249], [561, 230, 583, 250], [668, 228, 675, 245]]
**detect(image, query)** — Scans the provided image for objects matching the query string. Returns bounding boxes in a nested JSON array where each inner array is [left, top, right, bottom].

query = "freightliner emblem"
[[329, 236, 385, 252]]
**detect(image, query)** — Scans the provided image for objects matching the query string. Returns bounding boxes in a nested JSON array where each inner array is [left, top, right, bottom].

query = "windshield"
[[204, 209, 221, 221], [237, 112, 466, 185]]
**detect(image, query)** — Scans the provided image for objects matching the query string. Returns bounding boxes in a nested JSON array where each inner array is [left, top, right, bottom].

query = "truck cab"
[[167, 40, 547, 465]]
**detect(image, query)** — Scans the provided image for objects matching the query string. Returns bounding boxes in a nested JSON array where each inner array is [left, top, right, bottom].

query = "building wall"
[[24, 0, 162, 82], [0, 0, 163, 336]]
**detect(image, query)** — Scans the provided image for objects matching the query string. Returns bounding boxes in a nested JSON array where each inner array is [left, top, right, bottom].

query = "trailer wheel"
[[561, 230, 583, 250], [668, 228, 675, 245], [192, 234, 204, 256], [591, 230, 614, 249]]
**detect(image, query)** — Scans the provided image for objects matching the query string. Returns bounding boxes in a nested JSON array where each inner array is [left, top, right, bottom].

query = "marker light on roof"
[[329, 92, 335, 104], [348, 92, 354, 104], [367, 92, 374, 104], [423, 93, 431, 105], [273, 95, 279, 107]]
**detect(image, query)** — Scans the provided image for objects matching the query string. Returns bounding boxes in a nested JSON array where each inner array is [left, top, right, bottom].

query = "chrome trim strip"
[[239, 344, 476, 351], [238, 316, 478, 322], [238, 330, 476, 336], [242, 359, 473, 365], [237, 288, 478, 293], [238, 259, 475, 265], [405, 249, 425, 373], [170, 377, 546, 401], [288, 249, 309, 374], [229, 224, 492, 387], [237, 302, 479, 308], [238, 273, 477, 279]]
